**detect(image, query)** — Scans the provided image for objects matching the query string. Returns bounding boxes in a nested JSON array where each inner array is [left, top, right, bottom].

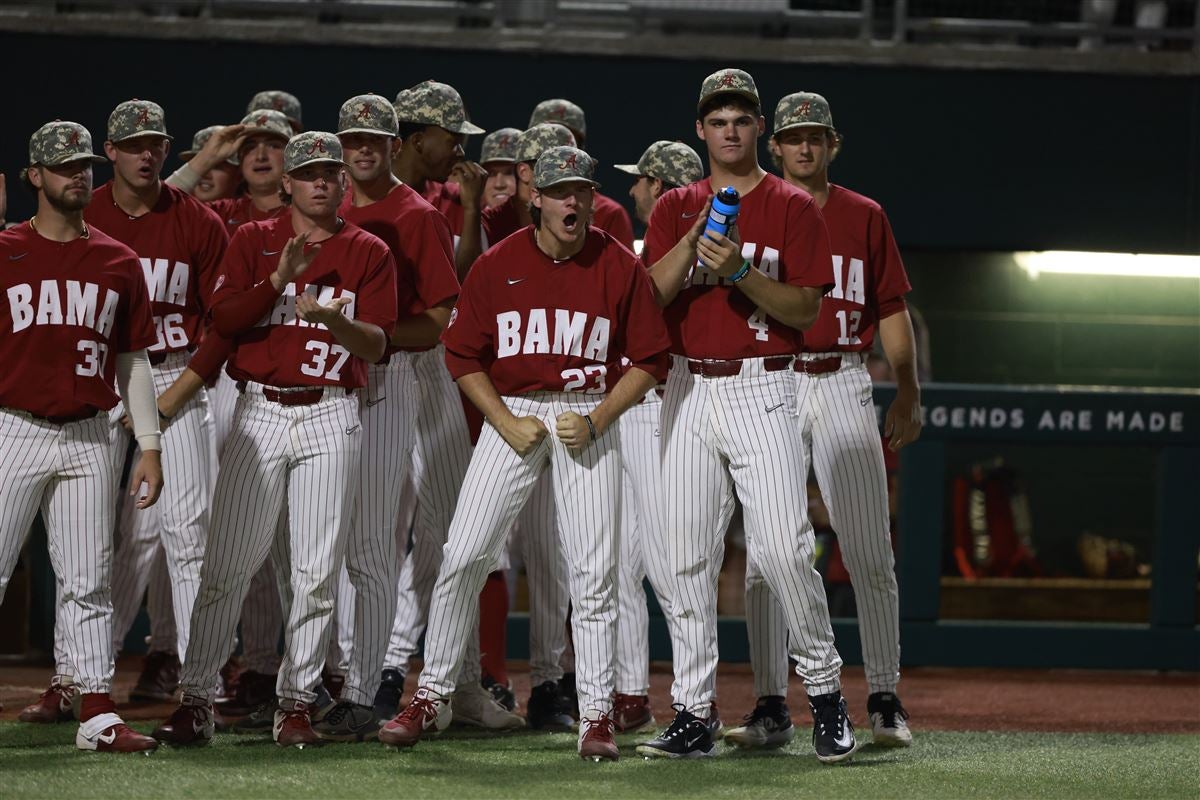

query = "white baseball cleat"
[[450, 683, 525, 730]]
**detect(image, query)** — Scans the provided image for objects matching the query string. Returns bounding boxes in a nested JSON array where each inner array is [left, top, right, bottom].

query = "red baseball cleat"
[[578, 711, 619, 762], [19, 679, 77, 724], [76, 712, 158, 754], [378, 687, 450, 748], [273, 699, 321, 749], [153, 698, 215, 747], [612, 693, 656, 733]]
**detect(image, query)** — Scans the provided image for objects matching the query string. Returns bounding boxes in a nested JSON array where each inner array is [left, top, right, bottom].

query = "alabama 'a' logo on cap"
[[357, 104, 372, 121], [306, 139, 328, 155], [67, 129, 81, 146], [798, 101, 812, 117], [554, 104, 567, 118], [136, 107, 151, 125], [257, 114, 270, 127], [273, 97, 286, 110], [561, 152, 579, 170], [720, 72, 737, 87], [499, 134, 511, 148]]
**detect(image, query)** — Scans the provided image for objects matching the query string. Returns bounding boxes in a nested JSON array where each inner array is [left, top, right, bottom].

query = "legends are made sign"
[[871, 382, 1200, 445]]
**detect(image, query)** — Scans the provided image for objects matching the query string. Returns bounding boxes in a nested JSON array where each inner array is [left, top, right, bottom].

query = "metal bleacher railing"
[[2, 1, 1198, 64]]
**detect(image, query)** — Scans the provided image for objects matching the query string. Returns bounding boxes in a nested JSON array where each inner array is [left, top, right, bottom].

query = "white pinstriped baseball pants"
[[419, 392, 622, 716], [318, 354, 418, 707], [179, 385, 360, 705], [0, 409, 119, 694], [660, 355, 843, 715], [385, 347, 482, 683], [747, 356, 901, 696], [614, 392, 676, 696], [101, 353, 213, 663]]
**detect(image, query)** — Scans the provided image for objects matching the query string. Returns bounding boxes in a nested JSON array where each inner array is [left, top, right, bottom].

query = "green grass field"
[[3, 723, 1197, 799]]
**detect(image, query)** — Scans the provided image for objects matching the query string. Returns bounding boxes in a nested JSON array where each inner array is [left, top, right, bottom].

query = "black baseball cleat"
[[809, 691, 858, 764], [373, 668, 404, 721], [527, 680, 576, 731], [636, 705, 716, 759], [723, 695, 795, 749], [559, 671, 579, 721], [868, 691, 913, 747], [481, 673, 517, 713]]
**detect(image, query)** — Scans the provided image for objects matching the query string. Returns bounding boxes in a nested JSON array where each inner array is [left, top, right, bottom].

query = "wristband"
[[158, 409, 174, 424], [583, 414, 597, 441], [728, 259, 752, 283]]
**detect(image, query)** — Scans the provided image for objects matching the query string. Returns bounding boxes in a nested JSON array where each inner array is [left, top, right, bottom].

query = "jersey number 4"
[[301, 340, 351, 381]]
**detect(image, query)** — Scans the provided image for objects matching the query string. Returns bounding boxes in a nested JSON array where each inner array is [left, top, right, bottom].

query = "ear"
[[103, 140, 117, 163], [27, 166, 43, 189], [695, 119, 705, 141], [756, 116, 767, 137], [767, 136, 782, 158], [517, 162, 534, 185], [531, 187, 543, 210], [280, 173, 292, 196], [161, 138, 172, 158], [649, 177, 664, 199], [390, 137, 402, 158]]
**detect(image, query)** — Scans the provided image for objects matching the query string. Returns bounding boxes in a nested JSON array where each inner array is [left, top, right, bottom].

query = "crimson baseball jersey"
[[592, 192, 635, 249], [799, 184, 911, 353], [210, 216, 398, 389], [643, 174, 834, 360], [85, 182, 228, 355], [482, 192, 635, 251], [421, 180, 466, 246], [210, 195, 287, 239], [0, 222, 156, 417], [340, 183, 460, 355], [443, 227, 669, 395]]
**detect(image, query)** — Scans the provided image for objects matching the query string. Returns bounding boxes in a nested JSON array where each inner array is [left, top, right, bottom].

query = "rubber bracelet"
[[158, 409, 174, 423], [728, 259, 752, 283], [584, 414, 597, 441]]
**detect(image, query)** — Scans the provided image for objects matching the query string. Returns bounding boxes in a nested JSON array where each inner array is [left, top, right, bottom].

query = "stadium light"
[[1015, 251, 1200, 280]]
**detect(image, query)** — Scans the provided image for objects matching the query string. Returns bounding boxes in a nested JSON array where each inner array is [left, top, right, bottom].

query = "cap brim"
[[613, 164, 641, 176], [36, 153, 108, 166], [337, 127, 397, 138], [697, 89, 760, 111], [108, 132, 173, 143], [286, 157, 346, 173], [774, 121, 834, 135], [241, 126, 290, 140], [481, 157, 516, 165], [535, 177, 600, 190], [452, 121, 486, 135]]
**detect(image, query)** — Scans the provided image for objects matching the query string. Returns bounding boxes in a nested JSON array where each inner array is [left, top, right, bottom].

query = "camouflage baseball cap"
[[337, 93, 399, 137], [238, 110, 293, 142], [773, 91, 835, 134], [28, 121, 106, 167], [514, 123, 576, 165], [479, 127, 521, 164], [533, 146, 599, 190], [697, 68, 760, 112], [247, 90, 302, 128], [615, 141, 703, 187], [107, 99, 172, 143], [528, 99, 586, 138], [283, 132, 345, 174], [179, 125, 239, 165], [392, 80, 484, 135]]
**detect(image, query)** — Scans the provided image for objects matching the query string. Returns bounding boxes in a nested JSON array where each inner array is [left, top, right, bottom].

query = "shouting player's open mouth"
[[562, 212, 579, 233]]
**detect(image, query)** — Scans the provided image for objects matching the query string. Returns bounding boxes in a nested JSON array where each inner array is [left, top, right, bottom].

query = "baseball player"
[[636, 68, 855, 763], [168, 109, 296, 716], [177, 126, 243, 204], [304, 93, 461, 741], [475, 122, 584, 730], [376, 83, 523, 731], [379, 145, 670, 762], [83, 99, 229, 700], [528, 100, 635, 247], [0, 120, 162, 753], [391, 80, 486, 277], [726, 91, 919, 750], [480, 127, 521, 210], [248, 90, 304, 134], [153, 131, 397, 749], [606, 140, 705, 733]]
